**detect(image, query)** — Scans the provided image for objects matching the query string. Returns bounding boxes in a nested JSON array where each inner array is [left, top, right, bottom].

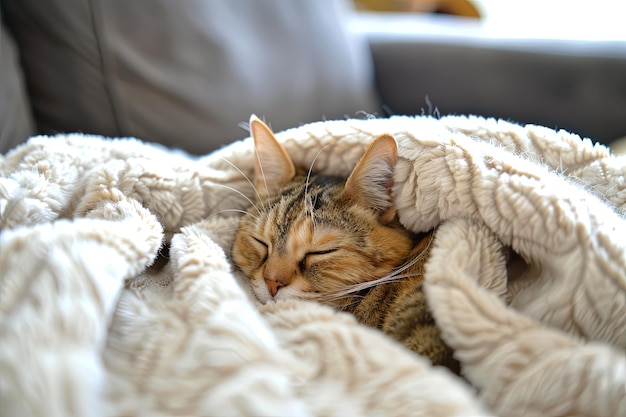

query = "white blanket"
[[1, 115, 624, 417]]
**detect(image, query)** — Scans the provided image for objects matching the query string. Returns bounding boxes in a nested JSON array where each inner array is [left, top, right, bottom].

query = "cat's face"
[[231, 116, 413, 304]]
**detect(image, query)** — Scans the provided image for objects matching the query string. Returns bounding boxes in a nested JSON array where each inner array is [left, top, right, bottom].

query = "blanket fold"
[[1, 115, 624, 417]]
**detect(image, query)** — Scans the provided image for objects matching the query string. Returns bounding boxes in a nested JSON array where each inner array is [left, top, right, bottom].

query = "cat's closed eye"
[[306, 249, 338, 256], [252, 237, 268, 249], [251, 237, 269, 263], [300, 248, 339, 271]]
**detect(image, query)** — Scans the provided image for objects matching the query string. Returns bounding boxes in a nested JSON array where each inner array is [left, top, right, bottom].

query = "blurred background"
[[356, 0, 623, 40], [1, 0, 625, 154], [353, 0, 626, 150]]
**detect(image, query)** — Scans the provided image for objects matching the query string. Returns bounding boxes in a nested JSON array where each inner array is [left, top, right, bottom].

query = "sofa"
[[1, 3, 626, 417], [2, 1, 625, 154]]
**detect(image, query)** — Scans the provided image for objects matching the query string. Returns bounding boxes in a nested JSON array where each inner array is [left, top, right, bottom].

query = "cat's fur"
[[232, 116, 455, 369]]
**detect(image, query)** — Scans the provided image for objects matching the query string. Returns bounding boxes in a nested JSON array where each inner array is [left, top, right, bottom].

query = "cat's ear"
[[250, 115, 296, 198], [345, 134, 398, 223]]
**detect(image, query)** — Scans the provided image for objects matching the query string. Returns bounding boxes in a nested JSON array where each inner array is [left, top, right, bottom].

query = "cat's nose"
[[265, 279, 286, 297]]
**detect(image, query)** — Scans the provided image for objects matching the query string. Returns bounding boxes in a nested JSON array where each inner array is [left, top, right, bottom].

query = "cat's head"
[[231, 116, 413, 304]]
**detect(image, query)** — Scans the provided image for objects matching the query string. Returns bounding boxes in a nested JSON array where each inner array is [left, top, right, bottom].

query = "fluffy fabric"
[[1, 115, 624, 417]]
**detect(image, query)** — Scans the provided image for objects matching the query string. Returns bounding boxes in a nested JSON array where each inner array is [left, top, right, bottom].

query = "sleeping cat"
[[231, 116, 456, 369]]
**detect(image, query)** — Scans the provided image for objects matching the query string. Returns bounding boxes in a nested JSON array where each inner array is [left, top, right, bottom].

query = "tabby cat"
[[232, 116, 456, 369]]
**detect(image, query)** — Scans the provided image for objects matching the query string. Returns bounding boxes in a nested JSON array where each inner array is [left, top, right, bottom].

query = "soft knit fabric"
[[1, 115, 624, 417]]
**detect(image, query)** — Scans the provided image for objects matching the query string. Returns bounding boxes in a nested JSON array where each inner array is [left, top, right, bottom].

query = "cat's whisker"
[[212, 183, 258, 213], [390, 257, 421, 278], [322, 268, 426, 302], [304, 145, 331, 227], [218, 156, 263, 204], [207, 208, 259, 221], [384, 234, 434, 275], [335, 279, 402, 298]]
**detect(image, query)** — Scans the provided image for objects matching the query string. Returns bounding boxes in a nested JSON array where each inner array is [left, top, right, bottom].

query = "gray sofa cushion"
[[353, 13, 626, 145], [0, 26, 35, 153], [3, 0, 378, 154]]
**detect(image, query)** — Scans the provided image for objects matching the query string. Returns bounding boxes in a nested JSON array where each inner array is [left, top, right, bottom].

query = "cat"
[[231, 116, 456, 370]]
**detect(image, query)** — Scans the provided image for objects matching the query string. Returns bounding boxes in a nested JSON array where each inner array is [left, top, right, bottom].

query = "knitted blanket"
[[1, 115, 624, 417]]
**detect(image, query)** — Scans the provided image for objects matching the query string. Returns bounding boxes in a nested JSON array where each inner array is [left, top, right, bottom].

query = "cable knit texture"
[[1, 115, 624, 417]]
